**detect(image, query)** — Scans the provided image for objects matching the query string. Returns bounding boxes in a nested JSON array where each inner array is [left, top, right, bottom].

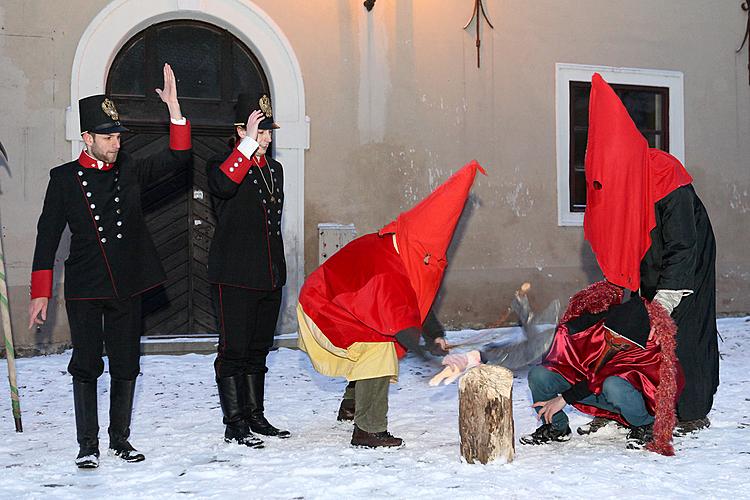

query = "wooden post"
[[459, 365, 514, 464]]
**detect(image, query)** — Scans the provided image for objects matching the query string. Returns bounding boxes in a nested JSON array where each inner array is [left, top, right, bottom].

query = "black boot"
[[244, 373, 291, 438], [337, 399, 355, 422], [626, 423, 654, 450], [519, 424, 572, 445], [337, 381, 356, 422], [217, 376, 264, 448], [73, 380, 100, 469], [108, 378, 145, 462], [674, 417, 710, 436]]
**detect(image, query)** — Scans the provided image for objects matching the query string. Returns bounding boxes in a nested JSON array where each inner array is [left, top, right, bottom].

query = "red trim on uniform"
[[169, 120, 192, 150], [129, 280, 167, 297], [252, 155, 267, 168], [78, 150, 114, 171], [208, 281, 280, 292], [30, 270, 53, 298], [219, 148, 253, 184], [74, 174, 120, 299]]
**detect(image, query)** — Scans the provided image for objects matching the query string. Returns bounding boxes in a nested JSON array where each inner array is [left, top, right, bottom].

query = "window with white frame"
[[555, 64, 685, 226]]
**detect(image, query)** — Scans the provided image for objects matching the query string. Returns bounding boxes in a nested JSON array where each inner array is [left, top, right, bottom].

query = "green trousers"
[[344, 377, 390, 433]]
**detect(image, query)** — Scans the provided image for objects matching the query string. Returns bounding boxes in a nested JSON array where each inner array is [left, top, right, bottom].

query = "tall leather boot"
[[108, 378, 145, 462], [73, 380, 100, 469], [217, 375, 264, 448], [244, 373, 290, 438]]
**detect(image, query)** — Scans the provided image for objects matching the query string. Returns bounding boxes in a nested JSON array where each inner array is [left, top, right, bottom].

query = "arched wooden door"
[[107, 20, 270, 336]]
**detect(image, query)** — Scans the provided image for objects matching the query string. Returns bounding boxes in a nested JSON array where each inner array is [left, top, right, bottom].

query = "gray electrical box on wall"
[[318, 223, 357, 265]]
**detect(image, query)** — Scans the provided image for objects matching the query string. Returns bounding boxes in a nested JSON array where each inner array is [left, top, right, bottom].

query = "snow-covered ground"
[[1, 318, 748, 499]]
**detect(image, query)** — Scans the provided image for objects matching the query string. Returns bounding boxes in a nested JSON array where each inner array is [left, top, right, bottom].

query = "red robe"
[[299, 233, 421, 358], [543, 281, 684, 455]]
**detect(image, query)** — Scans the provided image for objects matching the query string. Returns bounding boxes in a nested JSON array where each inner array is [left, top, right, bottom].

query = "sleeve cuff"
[[562, 380, 593, 404], [169, 119, 191, 150], [30, 270, 53, 298], [236, 136, 259, 158], [219, 148, 253, 184]]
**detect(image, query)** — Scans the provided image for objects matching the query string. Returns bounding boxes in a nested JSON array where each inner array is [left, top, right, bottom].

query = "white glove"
[[653, 289, 688, 315]]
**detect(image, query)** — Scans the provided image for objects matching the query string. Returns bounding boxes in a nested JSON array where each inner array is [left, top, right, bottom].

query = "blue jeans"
[[527, 365, 655, 430]]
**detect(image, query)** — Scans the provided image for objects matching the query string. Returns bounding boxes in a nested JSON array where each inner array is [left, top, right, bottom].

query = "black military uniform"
[[206, 92, 289, 446], [30, 94, 191, 466]]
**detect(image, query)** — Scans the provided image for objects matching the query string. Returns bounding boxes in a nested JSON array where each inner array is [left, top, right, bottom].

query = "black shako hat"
[[234, 92, 280, 130], [79, 94, 129, 134]]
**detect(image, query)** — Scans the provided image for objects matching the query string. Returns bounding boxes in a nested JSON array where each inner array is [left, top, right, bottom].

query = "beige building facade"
[[1, 0, 748, 353]]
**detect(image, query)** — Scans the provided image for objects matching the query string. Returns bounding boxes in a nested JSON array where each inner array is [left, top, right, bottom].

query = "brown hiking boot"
[[674, 417, 710, 436], [337, 399, 355, 421], [576, 416, 623, 435], [351, 425, 403, 448]]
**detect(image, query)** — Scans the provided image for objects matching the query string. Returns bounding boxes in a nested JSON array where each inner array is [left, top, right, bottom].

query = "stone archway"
[[67, 0, 309, 333]]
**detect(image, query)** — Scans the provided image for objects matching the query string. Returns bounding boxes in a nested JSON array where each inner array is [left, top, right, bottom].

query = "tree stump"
[[458, 365, 515, 464]]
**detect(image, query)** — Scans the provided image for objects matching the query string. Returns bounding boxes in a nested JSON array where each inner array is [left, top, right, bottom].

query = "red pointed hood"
[[379, 160, 486, 321], [584, 73, 692, 290]]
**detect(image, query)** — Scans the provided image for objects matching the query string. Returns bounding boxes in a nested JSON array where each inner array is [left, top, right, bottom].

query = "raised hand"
[[155, 63, 183, 120], [245, 109, 264, 142]]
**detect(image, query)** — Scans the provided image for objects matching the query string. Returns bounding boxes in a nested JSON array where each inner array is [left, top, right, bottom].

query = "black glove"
[[395, 327, 432, 361], [421, 309, 449, 356]]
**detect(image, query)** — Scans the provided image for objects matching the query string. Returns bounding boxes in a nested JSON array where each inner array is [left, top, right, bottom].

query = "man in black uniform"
[[206, 93, 289, 448], [28, 64, 191, 468]]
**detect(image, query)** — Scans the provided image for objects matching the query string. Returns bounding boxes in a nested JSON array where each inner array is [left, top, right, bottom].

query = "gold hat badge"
[[259, 94, 273, 118], [101, 98, 120, 121]]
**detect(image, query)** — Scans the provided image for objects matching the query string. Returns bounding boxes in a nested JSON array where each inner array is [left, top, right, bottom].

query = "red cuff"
[[169, 120, 192, 150], [30, 270, 53, 298], [219, 148, 253, 184]]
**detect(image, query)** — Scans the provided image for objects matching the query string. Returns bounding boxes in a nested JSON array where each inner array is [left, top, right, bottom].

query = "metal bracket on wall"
[[464, 0, 494, 68], [364, 0, 376, 12], [739, 1, 750, 85]]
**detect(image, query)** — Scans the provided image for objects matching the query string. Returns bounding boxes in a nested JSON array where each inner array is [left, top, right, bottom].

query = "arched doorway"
[[69, 1, 308, 335], [106, 20, 269, 335]]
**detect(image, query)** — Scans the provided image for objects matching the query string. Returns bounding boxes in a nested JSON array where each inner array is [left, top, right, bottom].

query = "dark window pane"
[[573, 129, 588, 166], [156, 25, 221, 99], [109, 37, 146, 96], [617, 90, 661, 130], [571, 85, 590, 126], [231, 41, 267, 101], [571, 170, 587, 211]]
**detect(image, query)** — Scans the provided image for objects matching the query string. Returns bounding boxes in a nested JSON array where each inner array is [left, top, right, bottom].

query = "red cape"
[[543, 281, 684, 455], [298, 233, 422, 358]]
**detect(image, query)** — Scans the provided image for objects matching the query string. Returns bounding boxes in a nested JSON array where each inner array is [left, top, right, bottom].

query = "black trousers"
[[213, 284, 282, 379], [65, 297, 142, 382]]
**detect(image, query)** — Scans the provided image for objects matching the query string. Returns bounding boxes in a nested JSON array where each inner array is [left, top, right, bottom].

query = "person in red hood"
[[582, 73, 718, 435], [297, 161, 485, 448]]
